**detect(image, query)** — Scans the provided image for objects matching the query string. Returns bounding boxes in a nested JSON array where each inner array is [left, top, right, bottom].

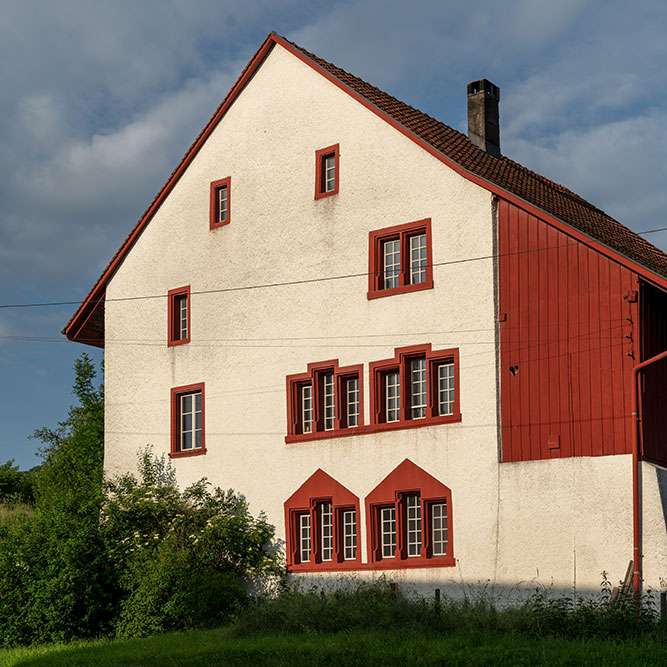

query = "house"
[[64, 33, 667, 597]]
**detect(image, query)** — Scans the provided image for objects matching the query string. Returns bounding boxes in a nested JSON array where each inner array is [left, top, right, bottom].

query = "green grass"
[[2, 627, 667, 666], [0, 501, 34, 529]]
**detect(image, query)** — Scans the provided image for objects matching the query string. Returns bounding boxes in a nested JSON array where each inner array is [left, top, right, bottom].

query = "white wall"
[[103, 43, 661, 596]]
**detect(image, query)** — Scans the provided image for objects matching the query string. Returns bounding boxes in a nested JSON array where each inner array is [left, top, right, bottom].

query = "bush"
[[103, 449, 282, 638], [0, 355, 282, 647]]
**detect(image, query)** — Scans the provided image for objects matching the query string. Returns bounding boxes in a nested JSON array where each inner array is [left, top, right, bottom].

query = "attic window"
[[315, 144, 339, 199], [210, 176, 231, 229], [168, 286, 190, 347]]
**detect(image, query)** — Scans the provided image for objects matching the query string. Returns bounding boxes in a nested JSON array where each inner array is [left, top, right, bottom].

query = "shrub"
[[103, 449, 283, 638]]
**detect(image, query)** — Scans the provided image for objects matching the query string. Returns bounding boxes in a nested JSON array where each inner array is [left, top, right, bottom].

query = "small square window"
[[170, 383, 206, 458], [315, 144, 339, 199], [168, 286, 190, 346], [210, 176, 231, 229]]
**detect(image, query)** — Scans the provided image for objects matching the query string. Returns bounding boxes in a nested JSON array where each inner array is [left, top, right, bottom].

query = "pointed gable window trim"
[[210, 176, 231, 229], [315, 144, 339, 199]]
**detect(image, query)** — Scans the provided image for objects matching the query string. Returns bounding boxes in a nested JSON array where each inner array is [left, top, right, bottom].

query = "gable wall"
[[104, 43, 502, 582]]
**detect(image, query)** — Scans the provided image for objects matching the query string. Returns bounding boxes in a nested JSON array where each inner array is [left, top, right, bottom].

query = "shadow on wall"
[[291, 571, 620, 606]]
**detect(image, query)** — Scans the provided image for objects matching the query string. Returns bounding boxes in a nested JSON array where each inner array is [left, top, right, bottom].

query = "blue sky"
[[1, 0, 666, 469]]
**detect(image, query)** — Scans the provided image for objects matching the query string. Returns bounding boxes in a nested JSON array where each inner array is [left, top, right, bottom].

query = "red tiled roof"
[[64, 33, 667, 346], [287, 38, 667, 280]]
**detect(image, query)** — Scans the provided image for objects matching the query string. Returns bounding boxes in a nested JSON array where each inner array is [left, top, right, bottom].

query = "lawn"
[[2, 628, 667, 666]]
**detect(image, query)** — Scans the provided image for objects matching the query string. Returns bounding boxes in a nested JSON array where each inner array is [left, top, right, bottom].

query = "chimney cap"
[[467, 79, 500, 101]]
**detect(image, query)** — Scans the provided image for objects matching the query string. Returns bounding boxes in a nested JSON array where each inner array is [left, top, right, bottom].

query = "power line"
[[0, 241, 581, 310], [2, 226, 664, 312]]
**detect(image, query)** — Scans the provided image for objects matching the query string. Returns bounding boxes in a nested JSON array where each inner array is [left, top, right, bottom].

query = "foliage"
[[235, 577, 667, 642], [103, 449, 282, 638], [0, 459, 38, 505], [0, 354, 280, 647]]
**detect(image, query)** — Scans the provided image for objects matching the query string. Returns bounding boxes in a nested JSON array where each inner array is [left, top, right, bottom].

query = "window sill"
[[285, 413, 461, 443], [169, 448, 207, 459], [367, 279, 434, 300], [167, 338, 190, 348], [287, 556, 455, 573]]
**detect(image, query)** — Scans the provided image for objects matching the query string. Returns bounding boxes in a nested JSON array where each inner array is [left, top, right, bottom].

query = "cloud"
[[506, 110, 667, 239]]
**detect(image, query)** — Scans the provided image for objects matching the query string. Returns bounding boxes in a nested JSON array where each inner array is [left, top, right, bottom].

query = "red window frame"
[[284, 469, 361, 572], [170, 382, 206, 458], [209, 176, 231, 229], [367, 219, 433, 299], [369, 344, 461, 431], [167, 285, 191, 347], [286, 359, 364, 443], [365, 459, 454, 569], [315, 144, 339, 199]]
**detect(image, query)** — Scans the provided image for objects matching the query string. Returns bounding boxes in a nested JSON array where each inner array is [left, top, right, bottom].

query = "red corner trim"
[[209, 176, 231, 229], [167, 285, 191, 347], [170, 382, 206, 458], [314, 143, 339, 199]]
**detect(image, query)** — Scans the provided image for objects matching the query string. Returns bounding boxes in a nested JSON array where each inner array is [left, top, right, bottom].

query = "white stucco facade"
[[101, 43, 666, 597]]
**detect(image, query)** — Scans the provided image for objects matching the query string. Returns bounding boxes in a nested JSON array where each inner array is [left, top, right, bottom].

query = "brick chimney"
[[467, 79, 501, 158]]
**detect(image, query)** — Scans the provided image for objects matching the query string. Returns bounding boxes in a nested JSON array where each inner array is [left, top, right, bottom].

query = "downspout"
[[632, 349, 667, 597]]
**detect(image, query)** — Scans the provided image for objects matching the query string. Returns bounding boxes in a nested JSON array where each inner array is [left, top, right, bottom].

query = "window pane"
[[386, 371, 400, 422], [324, 154, 336, 192], [409, 233, 427, 285], [323, 373, 335, 431], [343, 509, 357, 560], [382, 239, 400, 289], [302, 384, 313, 434], [182, 431, 192, 450], [381, 507, 396, 558], [410, 357, 426, 419], [406, 494, 422, 557], [431, 501, 448, 556], [321, 502, 333, 561], [182, 394, 192, 413], [299, 514, 311, 562], [218, 185, 228, 222], [437, 363, 455, 416], [346, 377, 359, 427]]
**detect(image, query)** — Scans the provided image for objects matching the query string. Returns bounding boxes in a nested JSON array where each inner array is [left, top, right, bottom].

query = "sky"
[[1, 0, 666, 469]]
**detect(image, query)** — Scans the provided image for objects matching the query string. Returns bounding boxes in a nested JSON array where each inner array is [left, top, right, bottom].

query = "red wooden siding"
[[640, 283, 667, 466], [498, 200, 639, 462]]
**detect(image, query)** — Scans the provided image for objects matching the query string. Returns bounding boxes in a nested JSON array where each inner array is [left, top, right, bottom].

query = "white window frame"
[[409, 233, 427, 285], [324, 154, 336, 192], [320, 502, 333, 561], [385, 371, 401, 422], [437, 362, 456, 416], [431, 501, 448, 556], [406, 494, 422, 557], [301, 384, 313, 434], [346, 377, 360, 427], [299, 514, 311, 563], [381, 506, 397, 558], [217, 184, 228, 223], [343, 509, 357, 560], [323, 373, 335, 431], [382, 239, 401, 290], [180, 391, 202, 451], [410, 357, 427, 419]]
